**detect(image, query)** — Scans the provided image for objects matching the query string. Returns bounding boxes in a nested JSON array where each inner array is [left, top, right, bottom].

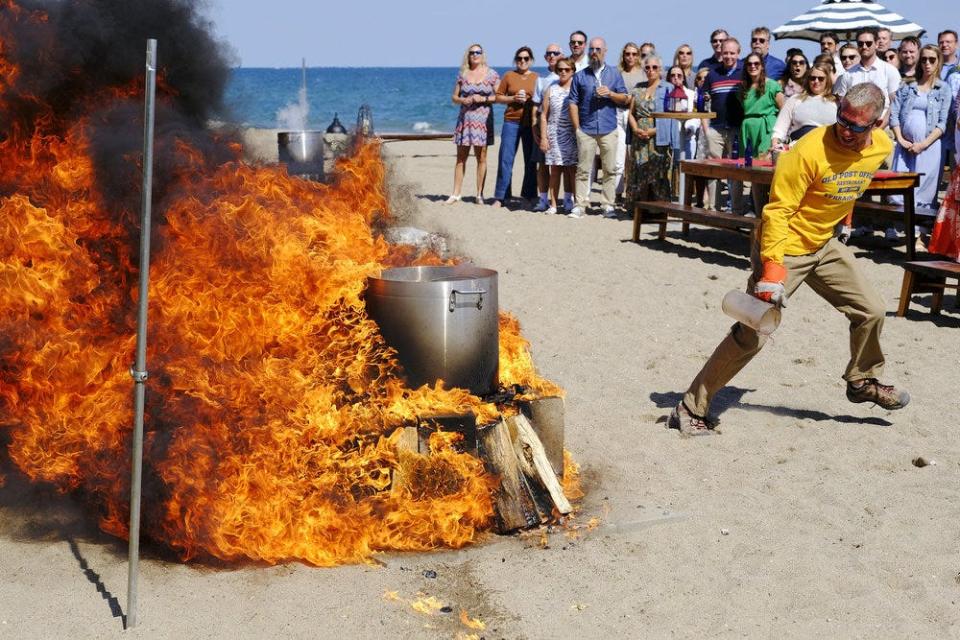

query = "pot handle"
[[449, 289, 486, 312]]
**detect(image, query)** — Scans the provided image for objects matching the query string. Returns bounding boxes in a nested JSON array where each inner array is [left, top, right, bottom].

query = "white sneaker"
[[568, 207, 585, 218], [601, 206, 618, 219], [545, 206, 557, 215]]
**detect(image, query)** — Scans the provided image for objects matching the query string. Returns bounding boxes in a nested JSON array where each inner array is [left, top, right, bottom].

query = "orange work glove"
[[753, 261, 788, 307]]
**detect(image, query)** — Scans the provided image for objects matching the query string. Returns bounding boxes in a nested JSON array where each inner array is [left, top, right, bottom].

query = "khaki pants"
[[576, 129, 618, 208], [682, 237, 886, 417], [703, 126, 745, 213]]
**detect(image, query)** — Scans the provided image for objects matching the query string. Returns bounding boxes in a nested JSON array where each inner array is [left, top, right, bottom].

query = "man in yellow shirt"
[[670, 83, 910, 436]]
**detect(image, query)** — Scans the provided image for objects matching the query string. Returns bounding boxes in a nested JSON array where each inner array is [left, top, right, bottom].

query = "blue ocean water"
[[223, 67, 545, 134]]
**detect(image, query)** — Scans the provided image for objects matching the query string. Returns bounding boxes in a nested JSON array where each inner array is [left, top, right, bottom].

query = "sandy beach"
[[2, 133, 959, 639]]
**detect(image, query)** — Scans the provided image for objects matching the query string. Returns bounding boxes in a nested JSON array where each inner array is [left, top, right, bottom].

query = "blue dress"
[[892, 91, 941, 210]]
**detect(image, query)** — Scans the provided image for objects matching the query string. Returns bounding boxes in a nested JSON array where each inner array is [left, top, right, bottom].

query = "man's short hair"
[[819, 31, 839, 44], [722, 37, 741, 52], [751, 26, 771, 38], [900, 35, 921, 50], [856, 26, 879, 40], [570, 30, 587, 42], [877, 27, 892, 37], [844, 82, 885, 121], [938, 30, 959, 41], [710, 28, 728, 41]]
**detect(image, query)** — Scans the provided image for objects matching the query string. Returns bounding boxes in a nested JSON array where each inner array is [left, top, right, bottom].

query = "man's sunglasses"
[[545, 51, 562, 57], [836, 106, 875, 133], [856, 40, 875, 48], [570, 40, 585, 46], [752, 37, 767, 43], [841, 54, 858, 61]]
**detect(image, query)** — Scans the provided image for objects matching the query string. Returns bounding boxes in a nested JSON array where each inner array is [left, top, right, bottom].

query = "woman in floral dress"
[[627, 55, 673, 208], [537, 57, 577, 214], [448, 44, 499, 203]]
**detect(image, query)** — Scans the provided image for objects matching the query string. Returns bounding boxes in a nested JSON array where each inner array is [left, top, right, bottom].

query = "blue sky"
[[206, 0, 949, 68]]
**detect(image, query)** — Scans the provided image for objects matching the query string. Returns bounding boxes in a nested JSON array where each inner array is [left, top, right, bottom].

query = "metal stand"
[[126, 38, 157, 630]]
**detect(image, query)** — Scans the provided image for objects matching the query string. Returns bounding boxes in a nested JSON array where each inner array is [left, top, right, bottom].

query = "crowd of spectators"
[[446, 25, 960, 247]]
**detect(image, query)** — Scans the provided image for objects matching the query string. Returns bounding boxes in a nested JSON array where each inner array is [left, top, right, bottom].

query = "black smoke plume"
[[0, 0, 239, 221]]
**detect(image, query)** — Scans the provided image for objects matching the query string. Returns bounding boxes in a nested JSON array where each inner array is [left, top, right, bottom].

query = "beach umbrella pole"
[[126, 37, 157, 631]]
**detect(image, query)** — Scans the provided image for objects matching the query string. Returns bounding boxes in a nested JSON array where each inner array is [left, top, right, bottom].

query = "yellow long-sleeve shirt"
[[760, 126, 893, 264]]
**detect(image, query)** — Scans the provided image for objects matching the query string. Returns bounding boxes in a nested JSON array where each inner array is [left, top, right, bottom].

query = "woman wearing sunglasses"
[[448, 44, 499, 203], [890, 46, 953, 214], [737, 52, 785, 159], [491, 46, 539, 207], [672, 44, 697, 89], [626, 55, 673, 207], [812, 53, 838, 83], [538, 58, 578, 214], [883, 48, 901, 72], [781, 52, 809, 99], [771, 62, 838, 150], [839, 45, 859, 73]]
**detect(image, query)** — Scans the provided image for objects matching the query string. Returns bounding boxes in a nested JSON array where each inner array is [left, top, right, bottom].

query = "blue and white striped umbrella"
[[773, 0, 924, 42]]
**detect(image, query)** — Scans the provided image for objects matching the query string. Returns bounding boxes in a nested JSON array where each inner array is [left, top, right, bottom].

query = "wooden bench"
[[633, 201, 757, 242], [897, 260, 960, 316]]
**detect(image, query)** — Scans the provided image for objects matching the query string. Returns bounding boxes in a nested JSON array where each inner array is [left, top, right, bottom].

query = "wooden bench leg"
[[658, 221, 666, 241], [896, 270, 915, 317], [931, 289, 944, 315], [681, 222, 690, 237], [632, 204, 641, 242]]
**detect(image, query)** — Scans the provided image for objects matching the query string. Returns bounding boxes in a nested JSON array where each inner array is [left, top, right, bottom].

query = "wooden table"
[[679, 159, 922, 259], [651, 112, 715, 121]]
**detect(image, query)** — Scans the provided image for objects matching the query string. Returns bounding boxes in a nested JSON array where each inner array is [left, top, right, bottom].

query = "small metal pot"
[[365, 265, 498, 395], [277, 130, 325, 180]]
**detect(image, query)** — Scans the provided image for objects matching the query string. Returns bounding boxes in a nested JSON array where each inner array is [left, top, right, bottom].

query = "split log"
[[507, 414, 573, 515], [477, 420, 545, 532], [519, 396, 565, 477]]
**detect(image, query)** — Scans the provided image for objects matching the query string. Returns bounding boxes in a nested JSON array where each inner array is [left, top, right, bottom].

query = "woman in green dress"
[[626, 55, 673, 207], [738, 52, 785, 158]]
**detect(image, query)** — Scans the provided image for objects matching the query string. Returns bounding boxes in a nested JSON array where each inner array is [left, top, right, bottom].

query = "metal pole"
[[126, 38, 157, 631]]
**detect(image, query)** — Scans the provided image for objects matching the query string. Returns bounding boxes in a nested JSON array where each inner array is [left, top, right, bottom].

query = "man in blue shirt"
[[748, 26, 785, 81], [567, 37, 629, 218]]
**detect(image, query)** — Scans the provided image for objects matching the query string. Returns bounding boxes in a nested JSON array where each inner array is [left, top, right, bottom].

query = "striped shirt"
[[704, 63, 743, 128]]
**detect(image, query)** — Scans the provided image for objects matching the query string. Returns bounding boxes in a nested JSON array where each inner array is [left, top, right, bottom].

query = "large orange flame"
[[0, 29, 567, 564]]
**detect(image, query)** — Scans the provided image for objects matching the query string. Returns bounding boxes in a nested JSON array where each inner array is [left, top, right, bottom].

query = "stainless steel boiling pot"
[[365, 265, 498, 395], [277, 130, 325, 163]]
